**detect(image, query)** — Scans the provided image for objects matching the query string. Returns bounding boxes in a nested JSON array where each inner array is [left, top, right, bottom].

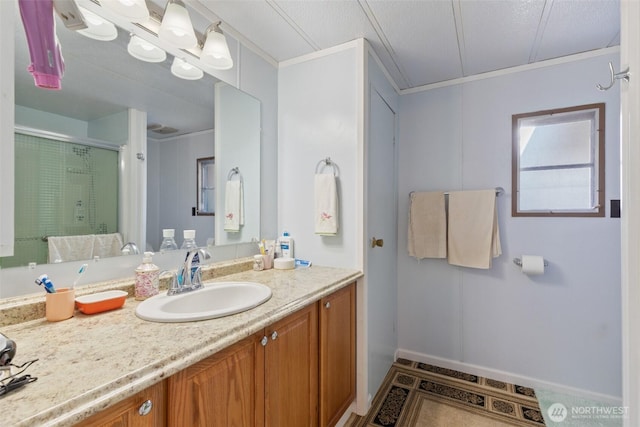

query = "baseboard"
[[334, 401, 357, 427], [395, 348, 622, 405]]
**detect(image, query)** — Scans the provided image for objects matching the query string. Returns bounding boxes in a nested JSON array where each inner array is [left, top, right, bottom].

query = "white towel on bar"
[[224, 180, 244, 232], [48, 234, 95, 263], [314, 173, 339, 235], [447, 190, 501, 269], [93, 233, 124, 259], [408, 192, 447, 259]]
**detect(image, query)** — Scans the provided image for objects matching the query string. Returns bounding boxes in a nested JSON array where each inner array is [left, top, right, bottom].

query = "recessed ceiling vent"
[[147, 123, 179, 135]]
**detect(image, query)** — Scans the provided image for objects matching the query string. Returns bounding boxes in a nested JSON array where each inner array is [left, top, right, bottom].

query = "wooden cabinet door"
[[319, 283, 356, 427], [167, 332, 265, 427], [264, 303, 318, 427], [77, 380, 166, 427]]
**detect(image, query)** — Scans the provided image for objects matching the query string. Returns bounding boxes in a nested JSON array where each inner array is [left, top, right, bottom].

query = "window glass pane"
[[513, 103, 604, 217], [519, 167, 593, 211], [520, 119, 593, 168]]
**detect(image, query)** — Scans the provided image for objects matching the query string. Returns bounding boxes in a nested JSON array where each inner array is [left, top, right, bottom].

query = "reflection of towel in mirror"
[[93, 233, 124, 259], [408, 192, 446, 259], [48, 233, 125, 263], [447, 190, 501, 269], [224, 180, 244, 232], [48, 235, 94, 263], [314, 174, 339, 235]]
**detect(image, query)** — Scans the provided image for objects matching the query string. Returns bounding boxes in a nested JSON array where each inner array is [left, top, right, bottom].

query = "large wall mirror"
[[3, 2, 261, 272]]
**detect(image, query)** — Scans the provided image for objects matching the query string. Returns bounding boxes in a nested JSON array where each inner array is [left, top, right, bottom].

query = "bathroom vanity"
[[1, 262, 361, 426]]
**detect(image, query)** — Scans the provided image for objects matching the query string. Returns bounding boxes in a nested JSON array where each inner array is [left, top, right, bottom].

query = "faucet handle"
[[160, 270, 179, 295]]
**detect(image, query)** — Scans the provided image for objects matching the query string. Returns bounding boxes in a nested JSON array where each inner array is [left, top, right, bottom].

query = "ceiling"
[[14, 0, 620, 140], [197, 0, 620, 91]]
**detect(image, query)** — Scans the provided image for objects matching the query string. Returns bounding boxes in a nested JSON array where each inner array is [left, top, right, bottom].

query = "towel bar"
[[409, 187, 504, 197]]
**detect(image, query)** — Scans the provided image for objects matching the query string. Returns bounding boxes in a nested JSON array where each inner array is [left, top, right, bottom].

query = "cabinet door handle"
[[261, 336, 268, 346], [324, 301, 331, 309], [271, 331, 278, 341], [138, 399, 153, 416]]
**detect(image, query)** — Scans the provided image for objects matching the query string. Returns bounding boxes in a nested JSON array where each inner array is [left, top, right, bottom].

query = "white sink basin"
[[135, 281, 272, 323]]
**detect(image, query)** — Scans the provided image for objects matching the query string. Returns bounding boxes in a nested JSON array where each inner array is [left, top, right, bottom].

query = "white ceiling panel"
[[459, 0, 546, 76], [534, 0, 619, 61], [272, 0, 410, 87], [272, 1, 373, 49], [199, 0, 315, 61], [366, 0, 463, 88]]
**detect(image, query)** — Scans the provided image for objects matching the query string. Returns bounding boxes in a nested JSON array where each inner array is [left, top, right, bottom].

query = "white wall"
[[278, 44, 360, 267], [397, 52, 621, 398], [238, 45, 279, 240], [147, 131, 215, 251]]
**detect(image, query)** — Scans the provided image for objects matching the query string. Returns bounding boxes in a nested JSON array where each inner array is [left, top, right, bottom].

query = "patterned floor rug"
[[356, 359, 546, 427]]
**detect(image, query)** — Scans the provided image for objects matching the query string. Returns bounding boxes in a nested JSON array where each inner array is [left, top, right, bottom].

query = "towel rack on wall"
[[409, 187, 505, 197], [227, 167, 242, 181], [315, 157, 339, 176]]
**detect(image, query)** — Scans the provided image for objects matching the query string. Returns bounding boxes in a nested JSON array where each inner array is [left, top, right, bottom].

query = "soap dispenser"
[[135, 252, 159, 300]]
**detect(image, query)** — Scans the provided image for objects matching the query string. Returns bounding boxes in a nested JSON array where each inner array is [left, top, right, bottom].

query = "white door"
[[366, 87, 398, 398]]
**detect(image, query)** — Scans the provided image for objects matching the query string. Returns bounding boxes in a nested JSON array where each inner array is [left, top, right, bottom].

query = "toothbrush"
[[72, 263, 88, 289], [35, 274, 56, 293]]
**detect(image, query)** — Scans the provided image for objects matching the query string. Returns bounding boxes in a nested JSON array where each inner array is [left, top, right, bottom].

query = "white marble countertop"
[[1, 265, 362, 427]]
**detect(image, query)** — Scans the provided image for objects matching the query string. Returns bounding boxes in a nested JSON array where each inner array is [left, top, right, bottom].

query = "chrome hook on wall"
[[597, 62, 630, 91]]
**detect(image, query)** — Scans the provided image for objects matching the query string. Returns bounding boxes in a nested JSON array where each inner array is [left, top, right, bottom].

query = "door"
[[264, 303, 318, 427], [167, 332, 265, 427], [366, 87, 398, 397], [319, 283, 356, 426]]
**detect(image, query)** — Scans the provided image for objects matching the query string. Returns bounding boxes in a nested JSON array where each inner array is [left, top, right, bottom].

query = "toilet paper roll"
[[521, 255, 545, 275]]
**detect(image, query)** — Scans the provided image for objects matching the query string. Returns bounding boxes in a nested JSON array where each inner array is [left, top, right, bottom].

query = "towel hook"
[[597, 62, 630, 91]]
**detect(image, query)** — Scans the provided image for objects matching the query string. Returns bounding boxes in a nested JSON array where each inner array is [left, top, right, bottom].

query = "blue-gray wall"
[[397, 52, 621, 398]]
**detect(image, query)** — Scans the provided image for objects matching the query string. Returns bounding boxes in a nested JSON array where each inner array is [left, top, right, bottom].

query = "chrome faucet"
[[168, 248, 211, 295], [121, 242, 139, 255]]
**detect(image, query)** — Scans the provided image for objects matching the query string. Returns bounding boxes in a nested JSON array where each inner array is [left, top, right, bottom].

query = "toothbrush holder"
[[45, 288, 75, 322]]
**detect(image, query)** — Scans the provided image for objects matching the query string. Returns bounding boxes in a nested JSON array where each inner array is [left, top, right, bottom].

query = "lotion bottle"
[[280, 232, 294, 258], [135, 252, 159, 300]]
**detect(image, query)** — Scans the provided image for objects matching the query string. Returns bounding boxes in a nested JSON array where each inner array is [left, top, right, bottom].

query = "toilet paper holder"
[[513, 257, 548, 267]]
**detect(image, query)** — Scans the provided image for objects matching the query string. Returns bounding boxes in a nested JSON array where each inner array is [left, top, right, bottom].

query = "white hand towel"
[[224, 180, 243, 232], [314, 174, 339, 235], [447, 190, 501, 269], [408, 192, 447, 259]]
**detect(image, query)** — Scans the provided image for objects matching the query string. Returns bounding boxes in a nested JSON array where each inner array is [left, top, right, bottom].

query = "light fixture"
[[77, 7, 118, 41], [100, 0, 149, 22], [201, 22, 233, 70], [127, 35, 167, 63], [171, 57, 203, 80], [158, 0, 197, 49]]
